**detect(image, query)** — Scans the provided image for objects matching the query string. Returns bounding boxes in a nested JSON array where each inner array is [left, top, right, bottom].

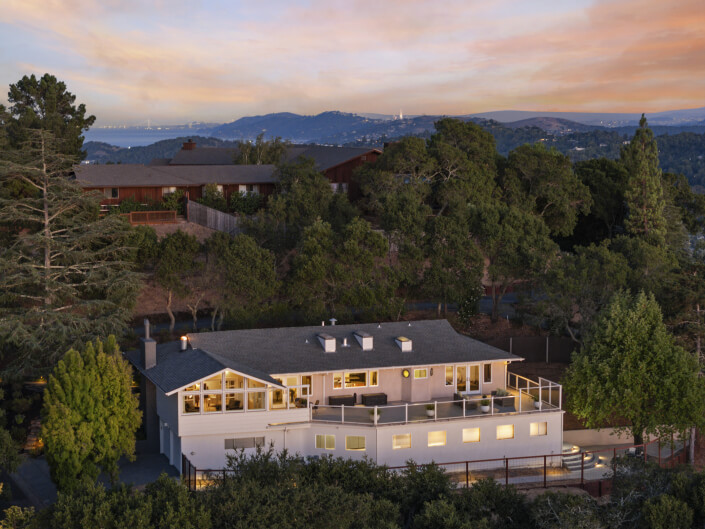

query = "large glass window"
[[184, 383, 200, 391], [456, 366, 466, 392], [301, 375, 312, 395], [247, 391, 265, 411], [203, 394, 222, 412], [315, 434, 335, 450], [333, 373, 343, 389], [463, 428, 480, 443], [345, 372, 367, 388], [225, 372, 244, 389], [392, 434, 411, 450], [369, 371, 379, 387], [496, 424, 514, 440], [345, 436, 366, 451], [468, 365, 480, 392], [225, 393, 244, 411], [248, 379, 266, 389], [445, 366, 454, 386], [269, 389, 286, 410], [203, 374, 222, 391], [530, 422, 547, 436], [427, 431, 446, 447], [183, 394, 200, 413]]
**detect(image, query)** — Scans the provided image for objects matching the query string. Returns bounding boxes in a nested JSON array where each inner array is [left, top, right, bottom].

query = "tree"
[[235, 133, 288, 165], [0, 129, 140, 375], [41, 336, 141, 491], [5, 73, 96, 159], [564, 291, 705, 445], [501, 143, 592, 237], [154, 230, 201, 334], [469, 203, 558, 322], [621, 115, 667, 245], [0, 388, 21, 501], [198, 183, 227, 212]]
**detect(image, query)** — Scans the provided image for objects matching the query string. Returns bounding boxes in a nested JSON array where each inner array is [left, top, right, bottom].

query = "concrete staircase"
[[562, 443, 598, 472]]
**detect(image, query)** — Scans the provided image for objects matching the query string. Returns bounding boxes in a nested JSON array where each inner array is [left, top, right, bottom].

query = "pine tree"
[[622, 114, 667, 245], [0, 129, 140, 375], [41, 336, 141, 491]]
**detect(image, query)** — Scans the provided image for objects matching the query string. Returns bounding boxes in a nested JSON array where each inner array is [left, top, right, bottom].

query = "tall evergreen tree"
[[621, 115, 667, 245], [0, 129, 140, 375], [42, 336, 141, 491]]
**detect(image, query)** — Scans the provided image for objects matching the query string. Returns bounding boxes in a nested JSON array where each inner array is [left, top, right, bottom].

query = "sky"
[[0, 0, 703, 126]]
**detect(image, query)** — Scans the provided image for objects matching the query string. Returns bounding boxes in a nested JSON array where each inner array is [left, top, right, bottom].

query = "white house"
[[126, 319, 564, 474]]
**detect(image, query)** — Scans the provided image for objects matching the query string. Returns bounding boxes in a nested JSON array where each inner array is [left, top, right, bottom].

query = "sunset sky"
[[1, 0, 703, 126]]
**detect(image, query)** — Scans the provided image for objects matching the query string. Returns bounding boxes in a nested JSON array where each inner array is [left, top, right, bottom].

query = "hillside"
[[84, 136, 240, 164], [503, 117, 602, 133]]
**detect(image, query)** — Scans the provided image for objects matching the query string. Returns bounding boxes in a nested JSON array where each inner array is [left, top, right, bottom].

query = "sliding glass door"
[[456, 365, 481, 394]]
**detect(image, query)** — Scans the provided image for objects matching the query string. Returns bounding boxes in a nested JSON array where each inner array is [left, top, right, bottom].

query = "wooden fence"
[[186, 200, 241, 235], [121, 210, 177, 225]]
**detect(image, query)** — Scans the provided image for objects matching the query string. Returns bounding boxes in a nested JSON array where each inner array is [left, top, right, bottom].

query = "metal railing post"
[[374, 405, 378, 426], [491, 396, 494, 415], [465, 461, 469, 488], [405, 403, 408, 423], [341, 405, 345, 424], [581, 452, 585, 486], [434, 401, 437, 421], [505, 458, 509, 485], [544, 455, 547, 488], [462, 398, 466, 417]]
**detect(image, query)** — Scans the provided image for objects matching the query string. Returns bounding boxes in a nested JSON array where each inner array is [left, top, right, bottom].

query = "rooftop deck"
[[310, 372, 561, 426]]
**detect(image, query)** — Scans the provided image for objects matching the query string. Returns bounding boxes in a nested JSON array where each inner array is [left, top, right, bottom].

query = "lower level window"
[[345, 436, 366, 451], [496, 424, 514, 440], [315, 434, 335, 450], [225, 437, 264, 449], [428, 430, 446, 447], [203, 393, 222, 412], [463, 428, 480, 443], [392, 433, 411, 450], [183, 394, 200, 413], [530, 422, 548, 436]]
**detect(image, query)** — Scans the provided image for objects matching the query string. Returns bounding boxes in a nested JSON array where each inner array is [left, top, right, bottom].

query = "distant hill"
[[84, 136, 240, 165], [503, 117, 603, 133]]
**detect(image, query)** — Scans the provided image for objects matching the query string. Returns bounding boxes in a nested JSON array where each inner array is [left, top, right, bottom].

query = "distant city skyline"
[[1, 0, 703, 126]]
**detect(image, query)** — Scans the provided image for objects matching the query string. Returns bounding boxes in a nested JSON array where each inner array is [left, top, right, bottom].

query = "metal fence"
[[181, 437, 687, 493], [186, 200, 240, 235]]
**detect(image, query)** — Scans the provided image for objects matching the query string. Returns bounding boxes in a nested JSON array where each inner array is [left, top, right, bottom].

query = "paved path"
[[9, 453, 178, 509]]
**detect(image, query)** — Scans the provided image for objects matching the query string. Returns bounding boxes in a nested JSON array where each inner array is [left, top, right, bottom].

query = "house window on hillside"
[[445, 366, 454, 386], [414, 368, 427, 379], [530, 422, 548, 436], [225, 437, 264, 450], [345, 372, 367, 388], [346, 436, 366, 451], [103, 187, 119, 199], [162, 186, 177, 195], [333, 373, 343, 389], [203, 394, 222, 412], [225, 393, 244, 411], [496, 424, 514, 440], [463, 428, 481, 443], [316, 434, 335, 450], [203, 374, 222, 391], [225, 372, 244, 389], [393, 434, 411, 450], [428, 431, 446, 447], [247, 391, 265, 411], [369, 371, 379, 387], [483, 364, 492, 384], [183, 394, 200, 414]]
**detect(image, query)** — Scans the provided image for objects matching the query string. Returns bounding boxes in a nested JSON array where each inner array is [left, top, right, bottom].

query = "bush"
[[161, 189, 185, 215], [457, 285, 484, 324], [230, 191, 263, 215], [642, 494, 693, 529], [198, 184, 228, 212]]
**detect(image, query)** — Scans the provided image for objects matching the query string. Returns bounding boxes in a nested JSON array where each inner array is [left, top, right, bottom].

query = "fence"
[[121, 210, 177, 225], [186, 200, 241, 235], [486, 336, 576, 363], [181, 437, 687, 493]]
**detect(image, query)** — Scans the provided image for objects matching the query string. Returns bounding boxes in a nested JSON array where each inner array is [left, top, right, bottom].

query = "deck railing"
[[507, 372, 562, 411]]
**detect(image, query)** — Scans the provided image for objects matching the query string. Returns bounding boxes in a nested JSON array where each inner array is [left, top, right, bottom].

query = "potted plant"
[[425, 404, 435, 417], [531, 393, 541, 409], [369, 408, 381, 421], [495, 388, 509, 397], [480, 396, 491, 413]]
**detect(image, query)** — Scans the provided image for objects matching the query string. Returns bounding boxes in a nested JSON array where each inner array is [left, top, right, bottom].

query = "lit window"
[[483, 364, 492, 384], [247, 378, 266, 389], [224, 372, 244, 389], [414, 368, 427, 379], [203, 394, 222, 413], [445, 366, 454, 386], [225, 393, 244, 411], [315, 434, 335, 450], [345, 436, 366, 451], [203, 374, 222, 391], [369, 371, 379, 387], [269, 389, 286, 409], [333, 373, 343, 389], [530, 422, 548, 436], [393, 434, 411, 449], [496, 424, 514, 440], [184, 383, 200, 391], [463, 428, 480, 443], [345, 372, 367, 388], [162, 186, 177, 195], [247, 391, 265, 411], [183, 394, 200, 414], [428, 431, 446, 447], [286, 376, 298, 387]]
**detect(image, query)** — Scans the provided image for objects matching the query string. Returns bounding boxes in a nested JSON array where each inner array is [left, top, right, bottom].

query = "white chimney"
[[140, 318, 156, 369], [317, 333, 336, 353], [354, 331, 374, 351], [395, 336, 413, 352], [180, 336, 188, 351], [329, 318, 337, 326]]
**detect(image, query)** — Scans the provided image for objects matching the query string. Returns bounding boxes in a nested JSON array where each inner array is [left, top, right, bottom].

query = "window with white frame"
[[392, 434, 411, 449], [428, 431, 446, 447], [483, 364, 492, 384], [315, 434, 335, 450], [181, 371, 277, 414], [530, 422, 548, 436], [333, 372, 343, 389], [225, 437, 264, 450], [463, 428, 480, 443], [334, 371, 378, 389], [345, 372, 367, 388], [162, 186, 177, 195], [345, 436, 366, 451], [445, 366, 454, 386], [414, 368, 427, 379], [496, 424, 514, 440], [370, 371, 379, 387], [103, 187, 119, 199]]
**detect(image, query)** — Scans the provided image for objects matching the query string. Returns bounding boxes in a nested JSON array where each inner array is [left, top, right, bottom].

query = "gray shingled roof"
[[74, 164, 277, 188], [126, 320, 522, 395], [283, 145, 380, 171], [169, 147, 240, 165]]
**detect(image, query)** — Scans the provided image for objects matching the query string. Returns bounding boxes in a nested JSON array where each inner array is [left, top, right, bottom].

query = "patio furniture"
[[454, 393, 479, 410], [328, 394, 355, 406], [361, 393, 388, 406], [498, 396, 515, 408]]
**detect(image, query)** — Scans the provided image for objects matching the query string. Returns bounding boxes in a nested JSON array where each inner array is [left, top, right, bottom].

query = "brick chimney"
[[182, 139, 196, 151], [140, 318, 157, 369]]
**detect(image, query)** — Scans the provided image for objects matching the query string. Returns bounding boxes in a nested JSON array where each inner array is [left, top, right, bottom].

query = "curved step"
[[562, 443, 598, 471]]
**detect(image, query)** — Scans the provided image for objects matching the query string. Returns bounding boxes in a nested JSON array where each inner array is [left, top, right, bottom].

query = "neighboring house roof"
[[283, 145, 381, 171], [73, 164, 277, 188], [169, 147, 240, 165], [148, 158, 172, 166], [126, 320, 522, 394]]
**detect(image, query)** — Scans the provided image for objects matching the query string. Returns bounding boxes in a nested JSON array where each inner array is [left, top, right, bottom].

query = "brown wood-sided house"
[[75, 140, 381, 210]]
